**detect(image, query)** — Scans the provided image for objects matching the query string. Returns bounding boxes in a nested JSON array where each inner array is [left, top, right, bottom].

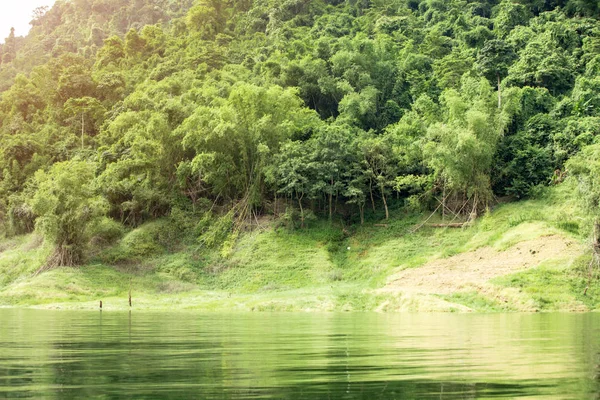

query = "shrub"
[[121, 223, 164, 257], [89, 217, 125, 245]]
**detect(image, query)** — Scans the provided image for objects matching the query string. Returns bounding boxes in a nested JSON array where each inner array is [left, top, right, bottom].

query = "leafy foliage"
[[29, 160, 107, 269], [1, 0, 600, 267]]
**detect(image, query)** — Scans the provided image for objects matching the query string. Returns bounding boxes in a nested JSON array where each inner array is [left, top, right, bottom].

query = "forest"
[[1, 0, 600, 270]]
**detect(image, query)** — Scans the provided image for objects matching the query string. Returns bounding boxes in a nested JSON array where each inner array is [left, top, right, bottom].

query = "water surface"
[[0, 310, 599, 399]]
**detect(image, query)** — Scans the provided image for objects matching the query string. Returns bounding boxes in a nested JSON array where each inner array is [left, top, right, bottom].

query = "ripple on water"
[[0, 310, 598, 399]]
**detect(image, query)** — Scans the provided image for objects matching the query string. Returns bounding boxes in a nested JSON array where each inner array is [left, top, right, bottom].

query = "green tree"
[[493, 0, 532, 37], [267, 141, 313, 228], [95, 35, 125, 69], [476, 39, 517, 108], [124, 28, 147, 58], [29, 160, 107, 269], [63, 97, 106, 148], [186, 0, 227, 39], [97, 111, 177, 226], [434, 46, 476, 90], [358, 134, 399, 220], [1, 28, 16, 64], [309, 124, 356, 221], [506, 32, 576, 95], [424, 79, 501, 215], [180, 83, 318, 208]]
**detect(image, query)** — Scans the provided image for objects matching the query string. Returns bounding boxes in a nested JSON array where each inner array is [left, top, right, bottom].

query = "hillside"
[[0, 182, 597, 312], [0, 0, 193, 91], [1, 0, 600, 311]]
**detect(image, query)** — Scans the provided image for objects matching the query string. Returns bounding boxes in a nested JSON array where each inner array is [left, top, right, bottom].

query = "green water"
[[0, 310, 599, 399]]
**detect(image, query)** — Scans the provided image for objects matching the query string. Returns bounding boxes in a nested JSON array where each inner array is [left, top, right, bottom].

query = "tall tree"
[[476, 39, 517, 108], [1, 28, 16, 64]]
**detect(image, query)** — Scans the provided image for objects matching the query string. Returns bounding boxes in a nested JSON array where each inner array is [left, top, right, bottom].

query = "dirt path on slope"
[[380, 235, 580, 295]]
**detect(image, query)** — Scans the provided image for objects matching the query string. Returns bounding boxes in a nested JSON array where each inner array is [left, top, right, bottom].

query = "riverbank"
[[0, 182, 598, 312]]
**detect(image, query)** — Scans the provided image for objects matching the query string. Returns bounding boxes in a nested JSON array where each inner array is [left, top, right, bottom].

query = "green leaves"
[[506, 32, 576, 94], [180, 83, 319, 204], [422, 78, 501, 209], [493, 0, 533, 37], [2, 0, 600, 253], [476, 39, 517, 83], [30, 160, 107, 266], [567, 144, 600, 212], [97, 111, 177, 225]]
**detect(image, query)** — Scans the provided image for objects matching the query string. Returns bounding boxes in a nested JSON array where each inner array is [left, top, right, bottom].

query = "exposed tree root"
[[34, 246, 82, 276]]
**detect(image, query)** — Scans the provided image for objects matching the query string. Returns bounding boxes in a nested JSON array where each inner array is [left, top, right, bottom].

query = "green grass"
[[0, 181, 598, 312], [437, 292, 515, 312], [491, 254, 599, 312]]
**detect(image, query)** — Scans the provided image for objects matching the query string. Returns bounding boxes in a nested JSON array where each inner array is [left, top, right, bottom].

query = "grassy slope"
[[1, 182, 598, 312]]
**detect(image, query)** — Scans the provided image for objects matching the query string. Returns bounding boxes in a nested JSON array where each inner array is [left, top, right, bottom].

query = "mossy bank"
[[1, 183, 598, 313]]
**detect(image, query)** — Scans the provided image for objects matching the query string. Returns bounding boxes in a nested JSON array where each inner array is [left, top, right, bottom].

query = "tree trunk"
[[442, 181, 446, 221], [334, 194, 338, 215], [369, 179, 376, 212], [380, 184, 389, 220], [469, 193, 479, 222], [497, 73, 502, 109], [297, 192, 305, 229], [81, 112, 85, 149], [329, 178, 333, 222], [35, 242, 81, 275], [359, 204, 364, 225]]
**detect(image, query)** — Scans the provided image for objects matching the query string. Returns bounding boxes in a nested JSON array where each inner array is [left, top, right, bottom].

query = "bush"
[[567, 144, 600, 213], [157, 256, 199, 282], [277, 207, 316, 230], [89, 217, 125, 244], [121, 222, 165, 257], [198, 212, 233, 248], [7, 196, 36, 236]]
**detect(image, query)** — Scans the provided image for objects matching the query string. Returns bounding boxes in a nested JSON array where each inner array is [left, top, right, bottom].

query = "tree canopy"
[[2, 0, 600, 265]]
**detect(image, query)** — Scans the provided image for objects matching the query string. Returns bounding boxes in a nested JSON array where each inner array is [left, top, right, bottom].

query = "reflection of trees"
[[43, 312, 230, 399], [266, 379, 527, 399], [1, 311, 600, 399], [595, 355, 600, 400], [0, 310, 230, 399]]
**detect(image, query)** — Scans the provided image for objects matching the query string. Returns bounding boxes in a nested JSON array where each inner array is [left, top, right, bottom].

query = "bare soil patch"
[[381, 235, 580, 295]]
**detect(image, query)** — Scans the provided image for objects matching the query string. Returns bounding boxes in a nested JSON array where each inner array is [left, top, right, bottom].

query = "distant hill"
[[0, 0, 194, 91]]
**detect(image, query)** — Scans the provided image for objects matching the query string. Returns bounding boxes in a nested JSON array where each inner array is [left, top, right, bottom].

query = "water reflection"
[[0, 311, 599, 399]]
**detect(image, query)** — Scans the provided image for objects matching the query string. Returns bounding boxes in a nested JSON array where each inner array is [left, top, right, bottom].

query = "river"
[[0, 310, 599, 399]]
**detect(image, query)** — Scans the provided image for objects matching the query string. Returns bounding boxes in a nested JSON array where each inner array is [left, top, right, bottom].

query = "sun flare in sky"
[[0, 1, 56, 40]]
